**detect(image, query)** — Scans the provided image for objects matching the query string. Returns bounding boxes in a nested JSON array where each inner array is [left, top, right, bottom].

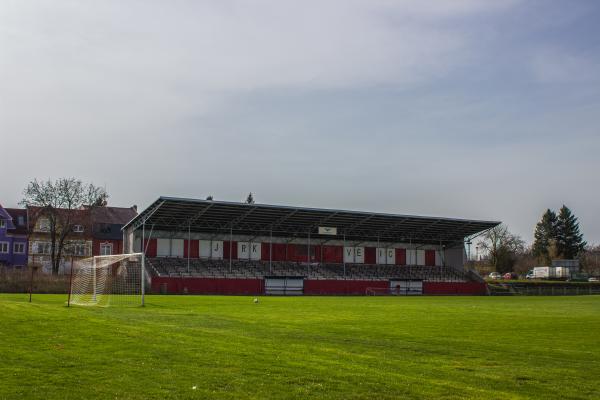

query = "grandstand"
[[123, 197, 499, 295]]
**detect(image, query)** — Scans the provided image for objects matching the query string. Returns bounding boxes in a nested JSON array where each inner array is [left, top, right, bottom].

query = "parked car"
[[526, 270, 535, 279], [589, 277, 599, 282], [488, 272, 502, 280]]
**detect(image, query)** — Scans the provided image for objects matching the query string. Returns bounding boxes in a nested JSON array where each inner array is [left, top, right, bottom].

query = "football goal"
[[69, 253, 146, 307]]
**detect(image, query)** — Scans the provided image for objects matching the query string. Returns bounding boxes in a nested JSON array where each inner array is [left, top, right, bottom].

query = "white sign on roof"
[[318, 226, 337, 235]]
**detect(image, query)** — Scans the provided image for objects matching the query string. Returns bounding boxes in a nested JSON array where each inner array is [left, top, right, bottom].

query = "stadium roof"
[[124, 196, 500, 245]]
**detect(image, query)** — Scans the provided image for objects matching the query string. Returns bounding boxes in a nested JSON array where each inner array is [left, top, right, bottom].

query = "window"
[[38, 218, 50, 232], [71, 243, 87, 256], [13, 243, 25, 254], [100, 243, 113, 256], [0, 242, 8, 253], [73, 225, 84, 233], [17, 216, 25, 226], [0, 220, 6, 228], [34, 242, 51, 255]]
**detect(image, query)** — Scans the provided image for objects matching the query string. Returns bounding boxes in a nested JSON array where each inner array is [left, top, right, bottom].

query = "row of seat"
[[146, 258, 470, 282]]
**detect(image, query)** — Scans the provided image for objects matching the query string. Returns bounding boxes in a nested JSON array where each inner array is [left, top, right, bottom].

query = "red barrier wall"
[[150, 278, 487, 296], [304, 280, 388, 295], [151, 277, 263, 295], [423, 282, 487, 295]]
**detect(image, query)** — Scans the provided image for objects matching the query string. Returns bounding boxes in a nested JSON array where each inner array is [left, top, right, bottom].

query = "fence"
[[489, 282, 600, 296], [0, 267, 70, 294]]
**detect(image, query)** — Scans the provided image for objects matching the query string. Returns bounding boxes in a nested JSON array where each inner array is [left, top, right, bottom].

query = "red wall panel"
[[183, 240, 199, 259], [271, 243, 287, 261], [151, 277, 263, 295], [261, 242, 270, 261], [423, 282, 487, 295], [143, 239, 157, 257], [322, 246, 343, 263], [287, 244, 297, 262], [223, 241, 237, 260], [304, 280, 388, 295], [395, 248, 406, 265], [364, 247, 376, 264], [425, 250, 436, 266]]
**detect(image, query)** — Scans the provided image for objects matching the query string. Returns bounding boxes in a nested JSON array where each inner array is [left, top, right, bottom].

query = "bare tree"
[[20, 178, 108, 274], [477, 225, 525, 273]]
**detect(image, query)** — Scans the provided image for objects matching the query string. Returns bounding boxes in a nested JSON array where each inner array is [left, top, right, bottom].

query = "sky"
[[1, 0, 599, 245]]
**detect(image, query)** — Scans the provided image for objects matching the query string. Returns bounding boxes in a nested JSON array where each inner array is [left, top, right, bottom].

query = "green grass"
[[1, 295, 599, 399]]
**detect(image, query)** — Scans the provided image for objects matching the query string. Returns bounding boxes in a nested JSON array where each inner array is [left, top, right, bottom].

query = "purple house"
[[0, 204, 28, 268]]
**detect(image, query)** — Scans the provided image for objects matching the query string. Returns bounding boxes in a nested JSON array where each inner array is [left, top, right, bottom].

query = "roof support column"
[[307, 230, 311, 278], [343, 232, 346, 279], [229, 226, 233, 274], [269, 229, 273, 275], [187, 224, 190, 274]]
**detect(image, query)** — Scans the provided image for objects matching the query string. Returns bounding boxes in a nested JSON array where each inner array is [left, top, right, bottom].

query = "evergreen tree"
[[206, 195, 214, 201], [555, 205, 586, 259], [532, 209, 557, 264], [245, 192, 255, 204]]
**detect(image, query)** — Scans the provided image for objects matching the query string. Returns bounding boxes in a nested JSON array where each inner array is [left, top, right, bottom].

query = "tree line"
[[476, 205, 593, 275], [20, 176, 258, 275]]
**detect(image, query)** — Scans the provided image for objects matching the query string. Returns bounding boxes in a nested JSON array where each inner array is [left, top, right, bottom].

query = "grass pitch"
[[1, 294, 599, 399]]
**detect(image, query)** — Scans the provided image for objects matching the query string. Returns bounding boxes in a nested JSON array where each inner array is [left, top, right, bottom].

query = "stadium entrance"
[[265, 277, 304, 295], [389, 280, 423, 295]]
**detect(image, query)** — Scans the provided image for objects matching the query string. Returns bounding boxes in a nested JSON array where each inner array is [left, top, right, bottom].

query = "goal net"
[[365, 287, 392, 296], [69, 253, 146, 307]]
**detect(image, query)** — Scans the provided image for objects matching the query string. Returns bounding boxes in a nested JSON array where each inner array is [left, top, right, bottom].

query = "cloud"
[[530, 47, 600, 83]]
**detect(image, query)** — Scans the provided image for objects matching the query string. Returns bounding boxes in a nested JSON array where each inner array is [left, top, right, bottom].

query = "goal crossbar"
[[68, 253, 146, 307]]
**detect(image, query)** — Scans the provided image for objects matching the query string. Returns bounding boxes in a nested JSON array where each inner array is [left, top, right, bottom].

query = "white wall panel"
[[406, 249, 416, 265], [249, 242, 261, 260], [171, 239, 184, 257], [344, 247, 354, 263], [376, 248, 386, 264], [211, 241, 223, 259], [199, 240, 211, 258], [385, 248, 395, 265], [417, 250, 425, 266], [354, 247, 364, 263], [238, 242, 250, 259], [376, 248, 396, 265], [157, 238, 170, 257], [435, 251, 443, 266]]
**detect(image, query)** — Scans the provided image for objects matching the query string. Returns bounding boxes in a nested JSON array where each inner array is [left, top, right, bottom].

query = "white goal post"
[[68, 253, 147, 307]]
